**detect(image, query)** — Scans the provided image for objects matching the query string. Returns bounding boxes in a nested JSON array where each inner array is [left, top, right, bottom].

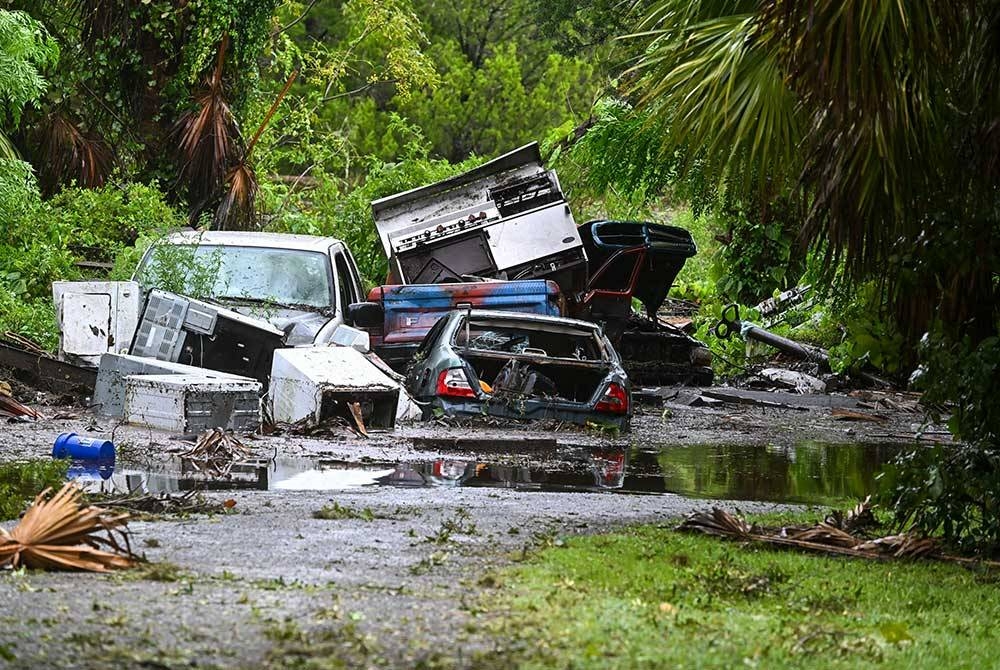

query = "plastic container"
[[52, 433, 115, 461]]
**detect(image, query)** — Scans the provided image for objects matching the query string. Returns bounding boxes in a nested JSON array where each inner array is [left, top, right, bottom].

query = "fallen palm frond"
[[676, 506, 755, 538], [678, 506, 1000, 567], [824, 496, 876, 533], [179, 429, 254, 477], [0, 483, 136, 572]]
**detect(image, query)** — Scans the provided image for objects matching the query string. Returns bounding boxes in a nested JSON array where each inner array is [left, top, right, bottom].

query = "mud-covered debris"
[[0, 381, 42, 420], [831, 408, 887, 422], [88, 489, 236, 516], [758, 368, 826, 394], [179, 429, 254, 477]]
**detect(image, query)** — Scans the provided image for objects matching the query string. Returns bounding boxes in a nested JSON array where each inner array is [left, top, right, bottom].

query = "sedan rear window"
[[453, 318, 603, 361]]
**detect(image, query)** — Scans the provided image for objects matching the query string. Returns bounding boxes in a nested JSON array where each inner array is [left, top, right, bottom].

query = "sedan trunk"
[[460, 351, 608, 403]]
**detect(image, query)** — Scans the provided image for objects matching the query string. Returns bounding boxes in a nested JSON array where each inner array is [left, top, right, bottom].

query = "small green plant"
[[0, 459, 69, 520], [312, 502, 378, 521]]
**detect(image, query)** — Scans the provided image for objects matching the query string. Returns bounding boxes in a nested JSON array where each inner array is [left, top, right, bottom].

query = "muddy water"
[[67, 441, 904, 505]]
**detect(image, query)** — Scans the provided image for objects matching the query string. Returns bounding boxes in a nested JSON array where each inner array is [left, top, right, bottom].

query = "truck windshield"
[[137, 244, 333, 309]]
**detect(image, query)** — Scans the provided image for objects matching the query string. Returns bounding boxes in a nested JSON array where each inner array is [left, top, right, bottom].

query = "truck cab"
[[133, 231, 367, 345]]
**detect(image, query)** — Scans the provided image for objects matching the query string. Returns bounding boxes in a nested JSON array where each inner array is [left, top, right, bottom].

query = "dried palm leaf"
[[676, 508, 754, 538], [215, 160, 259, 230], [173, 37, 241, 224], [0, 393, 42, 420], [40, 114, 114, 193], [179, 429, 254, 477], [213, 69, 298, 230], [0, 483, 136, 572], [825, 496, 876, 533], [787, 523, 861, 549], [856, 534, 939, 559]]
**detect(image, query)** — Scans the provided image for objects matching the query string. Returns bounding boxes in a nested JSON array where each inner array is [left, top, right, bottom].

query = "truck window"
[[333, 250, 360, 313]]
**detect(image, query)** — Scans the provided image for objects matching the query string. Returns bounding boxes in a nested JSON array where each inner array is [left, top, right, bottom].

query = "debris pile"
[[179, 428, 255, 477], [0, 483, 137, 572], [677, 503, 995, 565], [0, 381, 42, 420], [90, 489, 236, 516]]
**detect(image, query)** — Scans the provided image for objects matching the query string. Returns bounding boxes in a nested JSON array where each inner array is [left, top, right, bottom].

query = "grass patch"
[[481, 519, 1000, 669], [312, 502, 380, 521], [0, 460, 68, 520]]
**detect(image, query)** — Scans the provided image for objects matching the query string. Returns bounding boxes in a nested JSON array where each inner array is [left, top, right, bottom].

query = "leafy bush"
[[0, 182, 185, 349], [267, 127, 483, 284], [713, 201, 804, 305], [0, 286, 58, 350], [0, 459, 69, 521], [879, 444, 1000, 556], [878, 335, 1000, 555]]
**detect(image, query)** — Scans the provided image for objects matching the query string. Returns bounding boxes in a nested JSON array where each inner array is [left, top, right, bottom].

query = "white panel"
[[62, 293, 112, 355], [487, 204, 582, 269]]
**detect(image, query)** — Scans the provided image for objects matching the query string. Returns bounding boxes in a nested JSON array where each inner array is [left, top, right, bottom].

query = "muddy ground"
[[0, 390, 945, 669]]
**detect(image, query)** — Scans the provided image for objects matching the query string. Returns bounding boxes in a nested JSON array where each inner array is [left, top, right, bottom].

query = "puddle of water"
[[630, 442, 904, 505], [67, 442, 905, 504]]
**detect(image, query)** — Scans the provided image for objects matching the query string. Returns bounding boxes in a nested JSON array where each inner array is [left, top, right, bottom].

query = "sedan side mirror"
[[347, 301, 384, 328]]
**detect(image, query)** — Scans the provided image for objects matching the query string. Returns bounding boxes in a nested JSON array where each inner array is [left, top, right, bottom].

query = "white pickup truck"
[[53, 230, 370, 366], [133, 231, 369, 346]]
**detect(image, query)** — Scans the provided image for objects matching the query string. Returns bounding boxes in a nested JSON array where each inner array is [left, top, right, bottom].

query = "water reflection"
[[66, 442, 905, 504], [628, 442, 903, 505]]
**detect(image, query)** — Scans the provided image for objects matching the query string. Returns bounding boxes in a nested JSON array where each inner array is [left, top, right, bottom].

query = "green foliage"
[[872, 335, 1000, 555], [484, 522, 1000, 668], [268, 127, 483, 284], [916, 334, 1000, 448], [0, 459, 69, 521], [0, 9, 57, 129], [2, 182, 184, 300], [0, 9, 55, 214], [312, 502, 378, 521], [879, 444, 1000, 557], [712, 202, 802, 305], [135, 241, 224, 299], [399, 41, 594, 161], [0, 181, 184, 349], [823, 283, 905, 374]]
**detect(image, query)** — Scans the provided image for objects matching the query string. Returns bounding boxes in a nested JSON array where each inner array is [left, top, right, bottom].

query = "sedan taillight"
[[436, 368, 477, 398], [595, 382, 629, 414]]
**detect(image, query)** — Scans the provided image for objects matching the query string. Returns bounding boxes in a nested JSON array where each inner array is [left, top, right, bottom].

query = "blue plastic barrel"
[[52, 433, 116, 461]]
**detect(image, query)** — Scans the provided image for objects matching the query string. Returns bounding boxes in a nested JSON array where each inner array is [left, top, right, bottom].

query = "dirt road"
[[0, 394, 941, 668]]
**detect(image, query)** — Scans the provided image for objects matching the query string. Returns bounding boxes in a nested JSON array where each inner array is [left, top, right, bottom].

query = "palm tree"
[[624, 0, 1000, 341]]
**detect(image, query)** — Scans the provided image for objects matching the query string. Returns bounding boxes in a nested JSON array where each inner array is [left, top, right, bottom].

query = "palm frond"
[[0, 483, 137, 572], [676, 507, 754, 538], [67, 0, 141, 50], [39, 114, 114, 192], [623, 4, 800, 205], [212, 69, 298, 230], [173, 37, 242, 225]]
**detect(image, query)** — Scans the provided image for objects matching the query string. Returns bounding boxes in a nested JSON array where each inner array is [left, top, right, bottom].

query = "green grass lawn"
[[481, 522, 1000, 669]]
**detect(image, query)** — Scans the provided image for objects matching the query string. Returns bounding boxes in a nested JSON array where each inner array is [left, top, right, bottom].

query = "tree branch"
[[271, 0, 319, 38]]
